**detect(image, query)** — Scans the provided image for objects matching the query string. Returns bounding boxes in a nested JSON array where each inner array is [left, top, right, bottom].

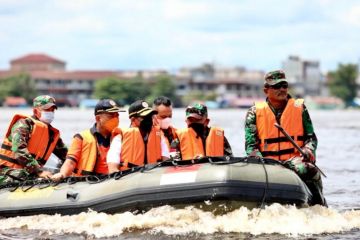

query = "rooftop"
[[10, 53, 65, 65]]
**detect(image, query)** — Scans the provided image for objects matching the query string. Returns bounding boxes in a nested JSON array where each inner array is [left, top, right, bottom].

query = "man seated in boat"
[[152, 96, 178, 150], [0, 95, 67, 184], [244, 70, 326, 206], [107, 100, 170, 173], [51, 99, 124, 181], [174, 103, 232, 160]]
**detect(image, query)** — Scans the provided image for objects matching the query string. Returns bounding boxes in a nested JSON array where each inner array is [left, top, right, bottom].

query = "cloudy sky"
[[1, 0, 359, 73]]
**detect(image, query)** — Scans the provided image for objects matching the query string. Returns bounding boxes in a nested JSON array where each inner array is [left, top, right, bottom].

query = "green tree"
[[93, 76, 150, 105], [328, 63, 358, 106], [181, 90, 217, 106], [147, 75, 181, 106], [0, 73, 37, 104]]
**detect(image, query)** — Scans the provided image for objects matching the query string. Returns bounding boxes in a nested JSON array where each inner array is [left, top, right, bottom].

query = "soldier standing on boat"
[[244, 70, 326, 206], [107, 100, 169, 173], [51, 99, 124, 181], [0, 95, 67, 184], [174, 103, 232, 160]]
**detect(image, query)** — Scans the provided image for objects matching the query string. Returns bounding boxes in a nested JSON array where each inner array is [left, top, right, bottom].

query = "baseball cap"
[[94, 99, 125, 115], [186, 103, 208, 119], [264, 70, 288, 86], [128, 100, 157, 118], [33, 95, 57, 110]]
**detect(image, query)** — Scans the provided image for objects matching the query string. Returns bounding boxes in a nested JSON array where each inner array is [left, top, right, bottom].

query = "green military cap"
[[33, 95, 57, 110], [264, 70, 288, 86], [186, 103, 208, 119]]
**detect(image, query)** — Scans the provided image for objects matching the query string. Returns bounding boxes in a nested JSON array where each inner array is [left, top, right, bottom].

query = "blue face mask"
[[40, 111, 55, 124]]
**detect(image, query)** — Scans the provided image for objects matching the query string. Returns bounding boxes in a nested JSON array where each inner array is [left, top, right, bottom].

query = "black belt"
[[0, 153, 19, 165], [1, 144, 12, 151], [262, 148, 295, 157], [264, 136, 305, 144]]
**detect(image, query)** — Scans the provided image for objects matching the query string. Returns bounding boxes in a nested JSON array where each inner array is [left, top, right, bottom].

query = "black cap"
[[128, 100, 157, 118], [94, 99, 125, 115]]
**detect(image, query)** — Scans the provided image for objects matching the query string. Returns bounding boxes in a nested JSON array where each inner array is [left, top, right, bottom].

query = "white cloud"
[[163, 0, 211, 20], [0, 0, 360, 72], [342, 5, 360, 26]]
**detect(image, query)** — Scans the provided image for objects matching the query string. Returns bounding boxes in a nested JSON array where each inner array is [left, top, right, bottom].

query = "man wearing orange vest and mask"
[[107, 100, 169, 173], [175, 103, 232, 160], [152, 96, 178, 150], [51, 99, 124, 181], [244, 70, 326, 206], [0, 95, 67, 184]]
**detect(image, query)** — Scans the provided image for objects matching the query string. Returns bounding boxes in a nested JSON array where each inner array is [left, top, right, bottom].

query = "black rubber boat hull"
[[0, 159, 312, 217]]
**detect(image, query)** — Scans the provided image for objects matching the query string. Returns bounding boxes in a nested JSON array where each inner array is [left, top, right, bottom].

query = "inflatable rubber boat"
[[0, 157, 312, 217]]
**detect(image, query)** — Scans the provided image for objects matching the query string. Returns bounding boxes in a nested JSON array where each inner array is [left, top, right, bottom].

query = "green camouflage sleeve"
[[9, 118, 41, 174], [302, 105, 318, 156], [244, 106, 263, 157]]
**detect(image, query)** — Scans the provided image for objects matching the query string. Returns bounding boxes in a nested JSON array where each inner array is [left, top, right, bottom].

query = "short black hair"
[[153, 96, 172, 107]]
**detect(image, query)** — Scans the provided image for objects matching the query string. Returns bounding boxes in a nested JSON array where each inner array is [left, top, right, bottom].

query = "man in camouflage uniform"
[[0, 95, 67, 185], [244, 70, 326, 206]]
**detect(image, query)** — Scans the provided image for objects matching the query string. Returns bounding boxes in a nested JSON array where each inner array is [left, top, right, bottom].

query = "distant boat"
[[305, 96, 344, 110], [2, 96, 28, 108], [230, 97, 263, 108], [79, 99, 99, 109]]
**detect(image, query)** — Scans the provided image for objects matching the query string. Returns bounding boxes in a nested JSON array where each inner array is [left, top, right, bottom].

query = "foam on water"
[[0, 204, 359, 238]]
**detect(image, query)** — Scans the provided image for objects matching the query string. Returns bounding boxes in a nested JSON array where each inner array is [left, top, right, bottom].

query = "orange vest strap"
[[74, 129, 98, 176]]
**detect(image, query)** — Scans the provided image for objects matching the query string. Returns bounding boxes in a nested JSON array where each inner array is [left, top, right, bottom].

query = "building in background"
[[0, 53, 166, 106], [0, 53, 327, 108], [175, 63, 264, 107], [282, 55, 324, 97]]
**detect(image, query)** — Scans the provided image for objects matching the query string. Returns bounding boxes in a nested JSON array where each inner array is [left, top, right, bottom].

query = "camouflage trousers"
[[285, 157, 326, 206], [0, 167, 29, 186]]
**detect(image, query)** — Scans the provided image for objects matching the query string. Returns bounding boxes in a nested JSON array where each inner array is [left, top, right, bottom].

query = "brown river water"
[[0, 107, 359, 239]]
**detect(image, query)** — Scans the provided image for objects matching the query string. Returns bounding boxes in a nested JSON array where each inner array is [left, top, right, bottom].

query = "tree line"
[[93, 75, 181, 106], [0, 64, 358, 107], [0, 73, 37, 104]]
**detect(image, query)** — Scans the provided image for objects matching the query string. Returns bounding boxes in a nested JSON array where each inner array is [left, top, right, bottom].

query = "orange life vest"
[[72, 129, 109, 176], [255, 98, 304, 161], [0, 114, 60, 169], [112, 126, 162, 170], [176, 127, 224, 160]]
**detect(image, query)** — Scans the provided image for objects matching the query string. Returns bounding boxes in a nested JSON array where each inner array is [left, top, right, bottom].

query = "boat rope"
[[255, 158, 270, 220], [0, 156, 286, 192]]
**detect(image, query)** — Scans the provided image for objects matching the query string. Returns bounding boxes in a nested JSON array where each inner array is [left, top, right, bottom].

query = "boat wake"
[[0, 204, 359, 238]]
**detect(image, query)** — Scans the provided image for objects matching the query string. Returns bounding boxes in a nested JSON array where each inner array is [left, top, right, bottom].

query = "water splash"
[[0, 204, 359, 238]]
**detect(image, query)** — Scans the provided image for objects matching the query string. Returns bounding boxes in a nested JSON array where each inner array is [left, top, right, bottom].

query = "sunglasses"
[[268, 82, 288, 90]]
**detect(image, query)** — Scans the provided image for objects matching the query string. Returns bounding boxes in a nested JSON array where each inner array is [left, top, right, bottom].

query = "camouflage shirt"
[[244, 97, 317, 158], [8, 116, 67, 175]]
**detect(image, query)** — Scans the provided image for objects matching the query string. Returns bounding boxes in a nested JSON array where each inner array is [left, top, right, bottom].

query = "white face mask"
[[159, 117, 172, 130], [40, 111, 55, 124]]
